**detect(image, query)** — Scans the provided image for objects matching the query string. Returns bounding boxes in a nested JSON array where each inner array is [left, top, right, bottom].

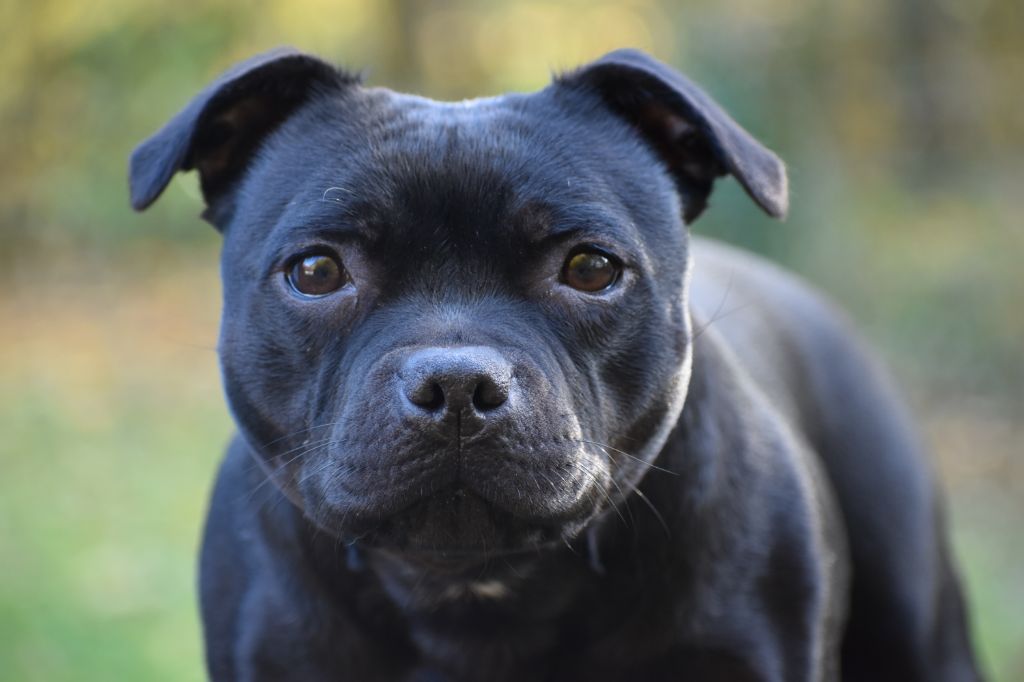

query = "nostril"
[[400, 346, 514, 417], [472, 377, 509, 411], [406, 380, 445, 411]]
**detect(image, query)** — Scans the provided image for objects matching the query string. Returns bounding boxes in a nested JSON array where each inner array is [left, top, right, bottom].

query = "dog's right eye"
[[285, 252, 349, 297]]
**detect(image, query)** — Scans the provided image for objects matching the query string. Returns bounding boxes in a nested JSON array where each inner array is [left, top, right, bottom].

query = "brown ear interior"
[[188, 92, 306, 203], [576, 67, 730, 222], [632, 100, 726, 222], [554, 49, 789, 221]]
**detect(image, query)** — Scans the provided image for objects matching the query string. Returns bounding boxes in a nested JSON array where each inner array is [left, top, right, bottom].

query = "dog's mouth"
[[355, 486, 566, 560], [295, 438, 610, 557]]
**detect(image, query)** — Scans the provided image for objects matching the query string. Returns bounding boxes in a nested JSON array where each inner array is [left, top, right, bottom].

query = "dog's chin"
[[372, 490, 562, 551], [308, 487, 590, 572]]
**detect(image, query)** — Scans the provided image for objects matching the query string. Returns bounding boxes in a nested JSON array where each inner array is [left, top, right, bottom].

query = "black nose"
[[401, 346, 513, 416]]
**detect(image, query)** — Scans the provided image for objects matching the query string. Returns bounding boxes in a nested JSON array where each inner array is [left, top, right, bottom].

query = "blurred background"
[[1, 0, 1021, 679]]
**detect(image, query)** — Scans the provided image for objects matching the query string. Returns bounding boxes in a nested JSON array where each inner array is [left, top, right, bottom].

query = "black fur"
[[130, 48, 981, 681]]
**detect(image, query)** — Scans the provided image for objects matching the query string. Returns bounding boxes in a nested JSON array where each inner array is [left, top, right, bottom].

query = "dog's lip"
[[364, 542, 560, 574], [369, 540, 561, 558], [313, 457, 602, 528]]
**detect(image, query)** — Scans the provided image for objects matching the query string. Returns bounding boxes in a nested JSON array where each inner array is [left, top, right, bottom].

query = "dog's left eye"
[[286, 252, 349, 297], [561, 247, 622, 293]]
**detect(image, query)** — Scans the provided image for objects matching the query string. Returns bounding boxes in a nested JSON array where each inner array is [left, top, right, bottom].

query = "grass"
[[0, 251, 226, 681]]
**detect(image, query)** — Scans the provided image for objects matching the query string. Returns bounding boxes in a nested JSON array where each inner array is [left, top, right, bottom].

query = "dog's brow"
[[515, 201, 634, 247], [287, 220, 373, 243], [280, 196, 378, 242]]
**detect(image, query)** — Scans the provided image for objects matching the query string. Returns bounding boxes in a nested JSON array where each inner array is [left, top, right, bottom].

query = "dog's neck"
[[289, 516, 553, 677], [373, 535, 596, 608]]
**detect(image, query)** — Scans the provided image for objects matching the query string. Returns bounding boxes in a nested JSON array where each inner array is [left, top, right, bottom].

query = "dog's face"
[[217, 90, 693, 553], [130, 49, 786, 556]]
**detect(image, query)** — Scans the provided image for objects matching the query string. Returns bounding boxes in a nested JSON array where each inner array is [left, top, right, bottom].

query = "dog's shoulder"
[[689, 236, 860, 368], [636, 328, 849, 681], [690, 237, 892, 432]]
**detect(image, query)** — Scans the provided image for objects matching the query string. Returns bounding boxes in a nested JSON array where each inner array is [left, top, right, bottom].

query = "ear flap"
[[556, 49, 788, 222], [129, 47, 357, 220]]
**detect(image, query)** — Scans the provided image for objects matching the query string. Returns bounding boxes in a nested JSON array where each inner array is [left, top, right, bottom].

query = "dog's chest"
[[407, 632, 555, 682], [394, 590, 649, 682]]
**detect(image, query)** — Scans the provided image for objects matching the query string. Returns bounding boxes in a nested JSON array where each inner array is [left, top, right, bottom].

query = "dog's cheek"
[[601, 313, 685, 420], [583, 275, 690, 484], [219, 303, 320, 453]]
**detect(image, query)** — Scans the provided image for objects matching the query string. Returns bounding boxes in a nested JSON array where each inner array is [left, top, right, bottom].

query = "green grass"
[[0, 258, 227, 681], [1, 394, 225, 681]]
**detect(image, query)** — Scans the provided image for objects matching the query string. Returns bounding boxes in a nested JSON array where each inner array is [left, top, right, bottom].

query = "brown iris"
[[561, 248, 621, 292], [287, 252, 348, 296]]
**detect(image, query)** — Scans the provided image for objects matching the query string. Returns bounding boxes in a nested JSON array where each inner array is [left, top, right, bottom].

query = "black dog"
[[130, 48, 981, 681]]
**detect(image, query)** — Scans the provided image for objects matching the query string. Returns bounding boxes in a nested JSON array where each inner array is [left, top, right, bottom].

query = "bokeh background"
[[1, 0, 1021, 679]]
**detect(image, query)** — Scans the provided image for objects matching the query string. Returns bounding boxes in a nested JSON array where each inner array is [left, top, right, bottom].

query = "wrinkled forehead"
[[236, 87, 680, 254]]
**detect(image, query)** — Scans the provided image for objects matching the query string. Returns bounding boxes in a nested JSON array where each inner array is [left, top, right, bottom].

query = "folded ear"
[[556, 49, 788, 222], [128, 47, 357, 222]]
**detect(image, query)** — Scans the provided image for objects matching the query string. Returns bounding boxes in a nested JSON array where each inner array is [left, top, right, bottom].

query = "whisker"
[[691, 273, 756, 341], [294, 449, 342, 488], [501, 556, 526, 579], [565, 460, 627, 527], [307, 463, 348, 543], [259, 420, 345, 449], [583, 444, 637, 527], [583, 443, 669, 537], [269, 435, 334, 463], [576, 439, 679, 476], [534, 469, 561, 496], [623, 480, 671, 539], [692, 272, 735, 341], [243, 438, 335, 502], [693, 302, 754, 340]]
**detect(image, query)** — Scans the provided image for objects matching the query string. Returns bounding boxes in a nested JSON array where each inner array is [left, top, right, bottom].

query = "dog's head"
[[130, 48, 785, 558]]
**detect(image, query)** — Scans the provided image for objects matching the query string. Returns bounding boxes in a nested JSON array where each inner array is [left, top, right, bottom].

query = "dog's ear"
[[129, 47, 357, 224], [556, 49, 787, 222]]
